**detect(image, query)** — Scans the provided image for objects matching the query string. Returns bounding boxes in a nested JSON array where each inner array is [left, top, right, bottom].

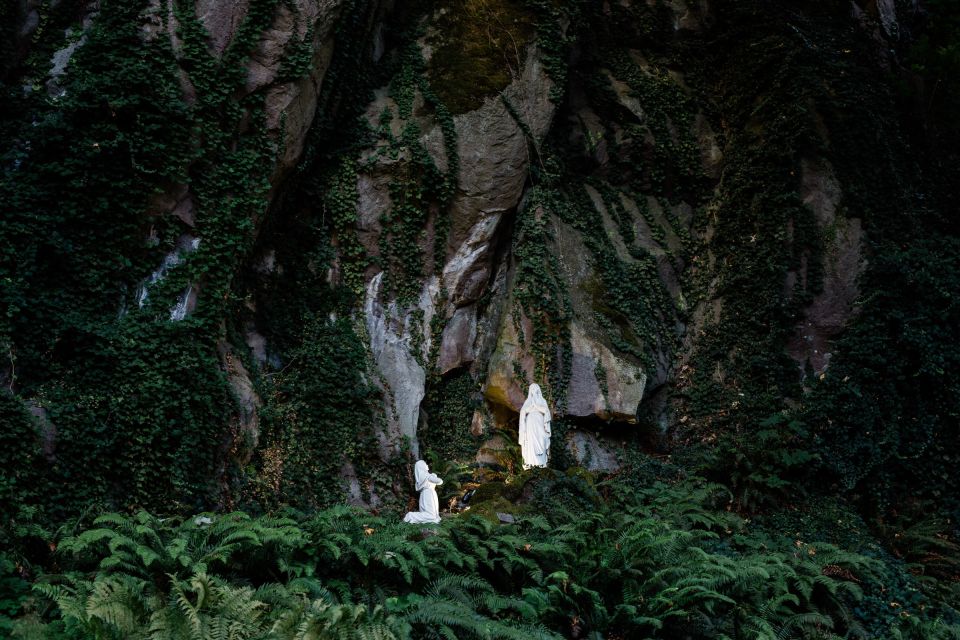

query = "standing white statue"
[[519, 383, 552, 468], [403, 460, 444, 524]]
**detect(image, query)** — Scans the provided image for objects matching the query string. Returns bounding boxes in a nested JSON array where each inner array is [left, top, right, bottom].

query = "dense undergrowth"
[[5, 470, 960, 639]]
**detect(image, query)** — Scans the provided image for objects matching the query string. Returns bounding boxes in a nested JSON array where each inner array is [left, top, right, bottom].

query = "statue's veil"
[[414, 460, 430, 491], [523, 384, 551, 421]]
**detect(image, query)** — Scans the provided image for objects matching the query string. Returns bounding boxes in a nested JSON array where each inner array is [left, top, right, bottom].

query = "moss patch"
[[427, 0, 535, 115]]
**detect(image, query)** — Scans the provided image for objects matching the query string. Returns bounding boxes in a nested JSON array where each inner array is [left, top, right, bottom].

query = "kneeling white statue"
[[519, 383, 552, 468], [403, 460, 443, 524]]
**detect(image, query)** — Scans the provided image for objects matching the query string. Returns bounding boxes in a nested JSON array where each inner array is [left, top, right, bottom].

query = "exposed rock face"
[[196, 0, 250, 56], [364, 273, 439, 458], [134, 0, 343, 445], [567, 322, 646, 422], [874, 0, 899, 38], [483, 303, 536, 411], [567, 429, 620, 472], [787, 159, 866, 377], [438, 305, 478, 374], [442, 45, 555, 308], [44, 4, 99, 96], [341, 460, 382, 508], [217, 340, 261, 461], [138, 0, 344, 310], [483, 211, 649, 421], [259, 0, 343, 175], [349, 34, 562, 437], [27, 402, 56, 462]]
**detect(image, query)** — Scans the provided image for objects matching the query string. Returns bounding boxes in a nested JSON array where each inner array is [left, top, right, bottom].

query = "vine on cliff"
[[0, 0, 312, 517]]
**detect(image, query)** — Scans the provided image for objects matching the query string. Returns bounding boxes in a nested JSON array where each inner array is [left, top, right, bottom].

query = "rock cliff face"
[[1, 0, 956, 511]]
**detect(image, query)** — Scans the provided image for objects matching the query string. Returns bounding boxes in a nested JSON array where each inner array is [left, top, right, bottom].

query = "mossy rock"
[[471, 480, 520, 504], [427, 0, 535, 115], [565, 465, 599, 486], [461, 496, 529, 524]]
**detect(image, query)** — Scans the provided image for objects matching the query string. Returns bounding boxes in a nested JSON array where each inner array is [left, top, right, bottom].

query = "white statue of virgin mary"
[[519, 383, 552, 468], [403, 460, 444, 524]]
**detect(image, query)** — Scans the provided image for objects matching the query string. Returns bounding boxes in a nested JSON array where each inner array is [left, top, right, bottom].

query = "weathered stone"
[[171, 192, 196, 227], [875, 0, 898, 38], [420, 121, 451, 175], [442, 44, 555, 307], [483, 206, 653, 423], [483, 303, 535, 411], [244, 322, 270, 368], [671, 201, 694, 231], [196, 0, 250, 56], [471, 258, 511, 376], [567, 321, 646, 422], [364, 273, 442, 458], [585, 184, 634, 262], [341, 460, 381, 508], [46, 19, 94, 97], [147, 183, 196, 226], [469, 407, 489, 437], [496, 512, 516, 524], [693, 112, 723, 179], [240, 0, 342, 178], [169, 283, 198, 321], [158, 0, 198, 104], [147, 182, 185, 213], [245, 9, 296, 92], [645, 196, 684, 254], [136, 235, 201, 311], [443, 213, 503, 306], [217, 340, 261, 461], [618, 193, 665, 256], [786, 159, 865, 377], [27, 402, 56, 462], [567, 429, 620, 472], [574, 107, 609, 165], [605, 71, 646, 122], [438, 305, 478, 374], [133, 0, 342, 321], [19, 9, 40, 39]]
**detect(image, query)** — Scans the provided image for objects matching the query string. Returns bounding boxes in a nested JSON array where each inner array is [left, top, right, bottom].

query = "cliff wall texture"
[[1, 0, 957, 517]]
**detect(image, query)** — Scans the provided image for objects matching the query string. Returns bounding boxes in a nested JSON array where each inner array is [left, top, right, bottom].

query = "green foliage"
[[237, 231, 381, 510], [376, 44, 459, 303], [567, 181, 677, 370], [530, 470, 600, 519], [602, 50, 706, 198], [20, 475, 960, 639], [3, 4, 960, 640], [0, 554, 30, 637], [785, 2, 960, 515], [700, 412, 818, 511], [679, 11, 825, 430], [420, 369, 482, 463], [0, 0, 290, 516], [250, 313, 379, 511], [805, 235, 960, 516], [323, 157, 367, 296], [509, 184, 573, 409]]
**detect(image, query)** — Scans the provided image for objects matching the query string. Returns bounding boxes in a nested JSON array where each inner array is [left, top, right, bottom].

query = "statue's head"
[[414, 460, 430, 489], [528, 383, 544, 403]]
